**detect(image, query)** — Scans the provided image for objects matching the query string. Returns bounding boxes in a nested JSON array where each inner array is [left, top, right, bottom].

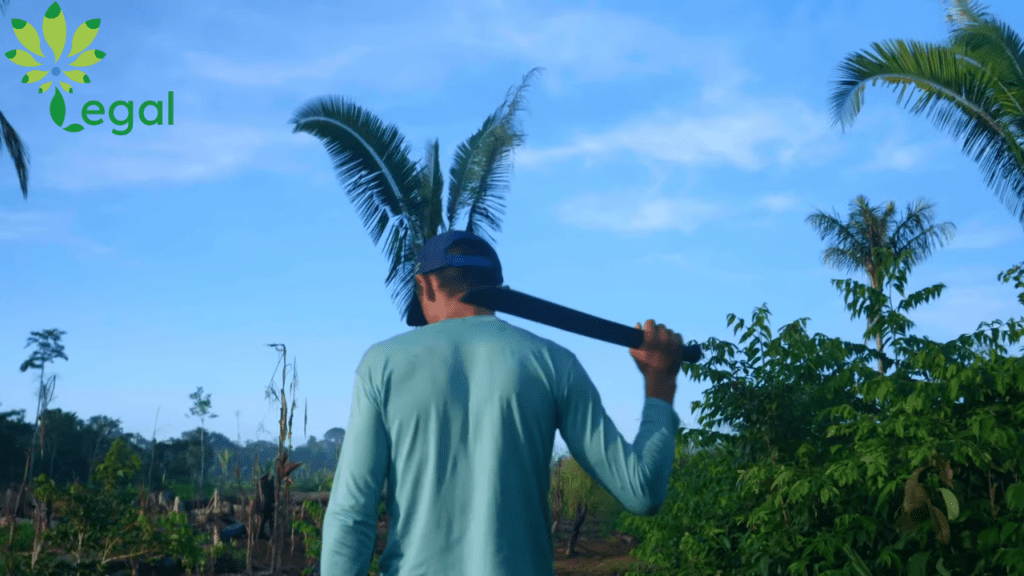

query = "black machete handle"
[[460, 285, 703, 367], [628, 332, 704, 365]]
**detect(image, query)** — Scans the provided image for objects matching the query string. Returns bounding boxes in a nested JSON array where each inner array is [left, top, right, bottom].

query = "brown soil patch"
[[552, 531, 657, 575]]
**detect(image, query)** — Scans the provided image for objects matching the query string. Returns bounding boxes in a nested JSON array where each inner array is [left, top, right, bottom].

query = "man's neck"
[[437, 301, 495, 322]]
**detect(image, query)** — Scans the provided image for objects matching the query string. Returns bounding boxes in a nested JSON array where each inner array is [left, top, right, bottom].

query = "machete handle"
[[459, 286, 703, 368], [624, 329, 703, 365], [681, 344, 704, 364]]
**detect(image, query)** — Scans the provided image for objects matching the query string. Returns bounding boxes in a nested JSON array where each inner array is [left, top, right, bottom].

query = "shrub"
[[621, 252, 1024, 575], [30, 438, 206, 575]]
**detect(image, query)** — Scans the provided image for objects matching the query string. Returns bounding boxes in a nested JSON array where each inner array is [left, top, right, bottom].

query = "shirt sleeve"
[[320, 373, 389, 576], [556, 353, 680, 516]]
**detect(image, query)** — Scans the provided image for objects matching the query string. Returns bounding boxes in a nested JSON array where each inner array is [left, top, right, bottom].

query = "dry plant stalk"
[[246, 489, 256, 574], [31, 495, 46, 570]]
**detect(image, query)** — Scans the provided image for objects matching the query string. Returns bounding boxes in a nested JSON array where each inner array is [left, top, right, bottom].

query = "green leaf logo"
[[49, 87, 65, 124], [5, 2, 104, 132]]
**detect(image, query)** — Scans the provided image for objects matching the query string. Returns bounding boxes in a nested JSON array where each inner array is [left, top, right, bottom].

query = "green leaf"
[[979, 527, 999, 550], [64, 123, 83, 133], [939, 487, 959, 521], [1000, 521, 1018, 544], [843, 544, 873, 576], [908, 551, 929, 576], [1006, 482, 1024, 512]]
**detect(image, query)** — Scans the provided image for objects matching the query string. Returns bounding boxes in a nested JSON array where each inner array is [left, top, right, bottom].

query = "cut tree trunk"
[[565, 501, 588, 557]]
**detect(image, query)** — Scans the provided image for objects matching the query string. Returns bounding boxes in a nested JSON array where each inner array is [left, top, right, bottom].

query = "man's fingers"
[[636, 320, 683, 351]]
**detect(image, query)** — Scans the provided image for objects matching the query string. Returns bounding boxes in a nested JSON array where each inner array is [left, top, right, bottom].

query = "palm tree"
[[829, 0, 1024, 228], [290, 67, 542, 321], [1, 0, 30, 198], [806, 195, 956, 373]]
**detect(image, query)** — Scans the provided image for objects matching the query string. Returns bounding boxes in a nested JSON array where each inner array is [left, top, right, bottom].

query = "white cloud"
[[0, 210, 61, 241], [556, 192, 724, 234], [476, 9, 747, 87], [755, 193, 800, 213], [0, 209, 114, 255], [912, 284, 1023, 340], [948, 220, 1022, 250], [519, 102, 829, 170], [183, 48, 375, 87], [858, 135, 949, 172], [635, 252, 754, 283], [170, 3, 750, 96], [119, 4, 828, 181], [37, 121, 318, 190]]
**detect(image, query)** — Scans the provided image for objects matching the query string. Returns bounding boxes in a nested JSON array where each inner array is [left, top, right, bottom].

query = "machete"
[[460, 285, 702, 367]]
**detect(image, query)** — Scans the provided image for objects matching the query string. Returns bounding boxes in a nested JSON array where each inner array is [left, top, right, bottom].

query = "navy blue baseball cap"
[[406, 230, 504, 327]]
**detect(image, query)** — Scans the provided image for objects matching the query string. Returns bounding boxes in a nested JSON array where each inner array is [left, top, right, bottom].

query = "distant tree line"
[[0, 407, 344, 499]]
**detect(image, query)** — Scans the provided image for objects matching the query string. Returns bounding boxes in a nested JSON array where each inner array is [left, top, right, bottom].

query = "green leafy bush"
[[621, 251, 1024, 575], [28, 438, 206, 575], [295, 498, 328, 576]]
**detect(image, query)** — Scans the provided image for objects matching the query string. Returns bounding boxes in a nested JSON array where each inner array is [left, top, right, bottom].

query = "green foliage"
[[0, 409, 32, 482], [294, 499, 328, 576], [27, 438, 205, 575], [829, 0, 1024, 227], [1, 411, 340, 494], [0, 408, 135, 488], [617, 432, 752, 574], [290, 68, 542, 322], [18, 329, 68, 374], [556, 457, 598, 518], [621, 253, 1024, 575]]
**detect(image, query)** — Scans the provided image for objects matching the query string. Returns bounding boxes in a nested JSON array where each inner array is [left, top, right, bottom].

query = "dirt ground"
[[18, 513, 656, 575], [551, 530, 656, 576], [232, 520, 658, 576], [372, 517, 656, 576], [193, 525, 653, 576]]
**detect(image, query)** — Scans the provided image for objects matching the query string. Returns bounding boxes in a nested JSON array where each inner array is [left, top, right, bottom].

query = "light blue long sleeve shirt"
[[320, 314, 680, 576]]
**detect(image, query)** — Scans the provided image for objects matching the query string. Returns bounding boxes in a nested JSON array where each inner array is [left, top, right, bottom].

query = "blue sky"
[[2, 0, 1023, 460]]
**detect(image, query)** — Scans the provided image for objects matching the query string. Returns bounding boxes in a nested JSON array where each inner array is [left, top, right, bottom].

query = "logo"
[[5, 2, 173, 134]]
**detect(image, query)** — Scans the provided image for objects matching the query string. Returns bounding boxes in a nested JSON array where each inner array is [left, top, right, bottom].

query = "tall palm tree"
[[1, 0, 30, 198], [829, 0, 1024, 228], [806, 195, 956, 373], [291, 67, 542, 322]]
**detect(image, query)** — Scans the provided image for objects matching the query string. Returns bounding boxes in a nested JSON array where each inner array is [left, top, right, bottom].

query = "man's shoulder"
[[362, 316, 577, 365]]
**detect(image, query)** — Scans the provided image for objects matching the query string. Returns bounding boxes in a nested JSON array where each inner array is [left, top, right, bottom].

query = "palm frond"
[[291, 97, 421, 246], [945, 1, 1024, 116], [418, 138, 445, 240], [463, 129, 510, 245], [0, 108, 29, 199], [447, 67, 542, 236], [889, 198, 956, 268], [382, 218, 422, 323], [887, 198, 947, 257], [944, 0, 992, 29], [806, 210, 867, 275], [829, 39, 1024, 224], [377, 139, 446, 320], [820, 245, 864, 276], [447, 123, 489, 230], [894, 222, 957, 269]]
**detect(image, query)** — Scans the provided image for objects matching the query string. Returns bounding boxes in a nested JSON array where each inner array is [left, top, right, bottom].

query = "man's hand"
[[630, 319, 682, 403]]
